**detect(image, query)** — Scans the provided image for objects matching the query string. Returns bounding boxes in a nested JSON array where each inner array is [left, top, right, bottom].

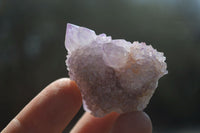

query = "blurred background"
[[0, 0, 200, 132]]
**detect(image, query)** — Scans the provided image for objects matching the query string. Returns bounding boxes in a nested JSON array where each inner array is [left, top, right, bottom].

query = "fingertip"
[[64, 79, 83, 109], [46, 78, 82, 108], [111, 111, 152, 133], [69, 79, 82, 103]]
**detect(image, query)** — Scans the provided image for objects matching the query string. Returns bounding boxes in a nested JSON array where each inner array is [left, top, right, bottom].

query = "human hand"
[[2, 78, 152, 133]]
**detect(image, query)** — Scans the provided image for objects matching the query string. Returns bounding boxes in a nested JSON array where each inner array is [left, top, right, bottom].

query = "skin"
[[2, 78, 152, 133]]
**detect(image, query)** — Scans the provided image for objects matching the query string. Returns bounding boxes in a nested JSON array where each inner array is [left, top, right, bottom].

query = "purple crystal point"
[[65, 23, 96, 54]]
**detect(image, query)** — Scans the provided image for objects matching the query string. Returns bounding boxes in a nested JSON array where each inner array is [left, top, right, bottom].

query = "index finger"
[[2, 78, 82, 133]]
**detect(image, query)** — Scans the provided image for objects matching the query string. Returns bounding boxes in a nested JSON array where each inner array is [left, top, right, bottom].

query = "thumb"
[[111, 111, 152, 133]]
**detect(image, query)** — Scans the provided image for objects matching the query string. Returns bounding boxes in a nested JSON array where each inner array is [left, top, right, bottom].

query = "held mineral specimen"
[[65, 23, 167, 117]]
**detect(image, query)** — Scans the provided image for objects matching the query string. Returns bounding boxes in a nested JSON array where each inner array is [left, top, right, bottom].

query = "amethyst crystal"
[[65, 23, 167, 117]]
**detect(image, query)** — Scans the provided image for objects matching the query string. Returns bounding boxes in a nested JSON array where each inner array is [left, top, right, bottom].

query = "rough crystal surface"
[[65, 23, 168, 117]]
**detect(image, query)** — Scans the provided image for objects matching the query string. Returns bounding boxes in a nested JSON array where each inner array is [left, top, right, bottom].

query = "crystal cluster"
[[65, 23, 167, 117]]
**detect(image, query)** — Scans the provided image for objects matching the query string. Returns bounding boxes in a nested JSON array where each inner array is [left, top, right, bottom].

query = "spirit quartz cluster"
[[65, 23, 167, 117]]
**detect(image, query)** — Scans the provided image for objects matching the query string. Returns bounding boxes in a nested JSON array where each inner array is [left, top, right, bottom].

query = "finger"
[[70, 112, 119, 133], [111, 111, 152, 133], [2, 78, 82, 133]]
